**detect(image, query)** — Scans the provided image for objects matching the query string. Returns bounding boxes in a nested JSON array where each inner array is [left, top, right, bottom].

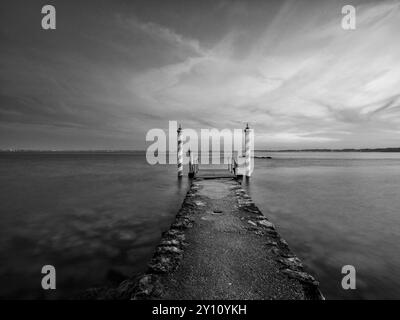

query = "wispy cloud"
[[125, 0, 400, 148]]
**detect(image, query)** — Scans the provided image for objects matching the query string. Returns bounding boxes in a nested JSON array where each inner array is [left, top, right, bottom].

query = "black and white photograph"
[[1, 0, 400, 308]]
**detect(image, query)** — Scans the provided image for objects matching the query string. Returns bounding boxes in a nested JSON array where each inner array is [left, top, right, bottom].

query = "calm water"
[[0, 152, 399, 299], [0, 152, 190, 299], [248, 152, 400, 299]]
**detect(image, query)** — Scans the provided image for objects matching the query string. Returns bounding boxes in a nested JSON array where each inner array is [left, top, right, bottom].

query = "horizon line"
[[1, 147, 400, 153]]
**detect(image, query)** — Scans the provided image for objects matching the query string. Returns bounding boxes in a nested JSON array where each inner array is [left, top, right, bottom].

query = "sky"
[[0, 0, 400, 150]]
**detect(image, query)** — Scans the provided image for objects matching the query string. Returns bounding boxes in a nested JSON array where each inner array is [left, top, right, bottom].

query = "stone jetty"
[[85, 176, 323, 300]]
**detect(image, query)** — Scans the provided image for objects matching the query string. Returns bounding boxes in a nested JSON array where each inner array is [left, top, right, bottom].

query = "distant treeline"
[[0, 150, 144, 153]]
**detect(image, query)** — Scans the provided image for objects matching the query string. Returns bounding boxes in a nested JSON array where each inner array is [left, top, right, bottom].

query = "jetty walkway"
[[128, 171, 323, 300]]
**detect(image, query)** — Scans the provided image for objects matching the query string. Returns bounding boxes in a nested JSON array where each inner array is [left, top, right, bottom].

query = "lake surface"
[[249, 152, 400, 299], [0, 151, 399, 299], [0, 152, 190, 299]]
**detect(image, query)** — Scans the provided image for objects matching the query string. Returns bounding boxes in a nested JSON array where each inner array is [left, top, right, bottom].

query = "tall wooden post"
[[177, 124, 183, 177], [244, 123, 252, 177]]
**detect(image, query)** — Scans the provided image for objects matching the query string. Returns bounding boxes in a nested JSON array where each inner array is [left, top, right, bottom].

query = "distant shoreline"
[[1, 148, 400, 153], [256, 148, 400, 153]]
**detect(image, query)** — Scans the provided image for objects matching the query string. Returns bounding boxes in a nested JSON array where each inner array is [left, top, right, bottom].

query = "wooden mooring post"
[[177, 124, 183, 177], [188, 149, 198, 178]]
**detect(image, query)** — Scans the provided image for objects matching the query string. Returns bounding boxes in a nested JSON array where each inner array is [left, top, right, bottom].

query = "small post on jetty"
[[244, 123, 252, 177], [177, 124, 183, 177], [188, 148, 194, 178]]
